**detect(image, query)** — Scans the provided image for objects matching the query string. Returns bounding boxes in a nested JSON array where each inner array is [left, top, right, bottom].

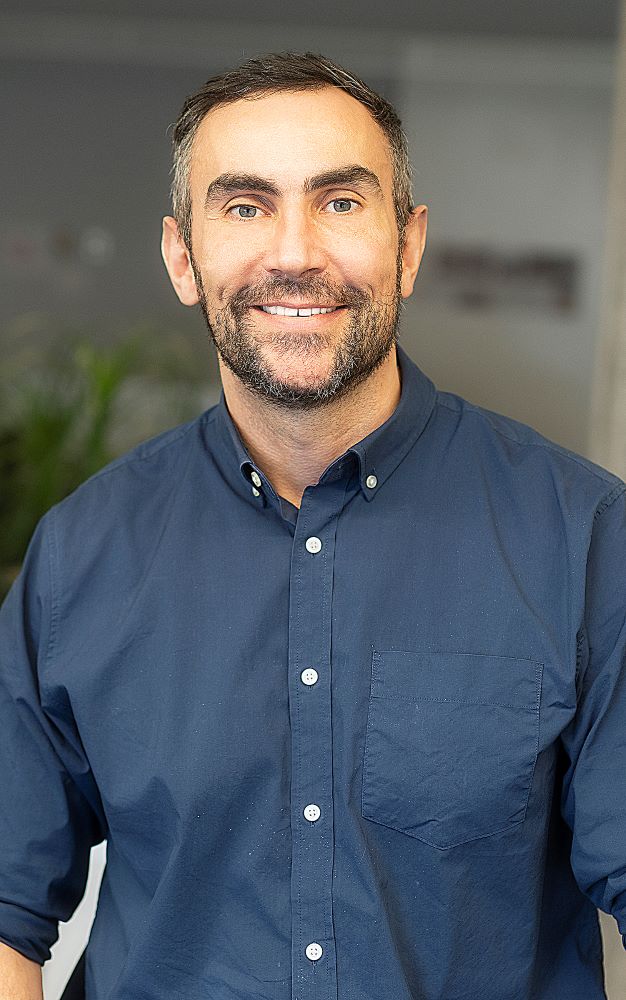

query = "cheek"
[[195, 242, 253, 304], [201, 237, 263, 297], [342, 248, 398, 297], [335, 223, 398, 278]]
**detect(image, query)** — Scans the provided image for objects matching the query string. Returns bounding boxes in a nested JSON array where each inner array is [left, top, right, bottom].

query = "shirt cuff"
[[0, 900, 57, 965]]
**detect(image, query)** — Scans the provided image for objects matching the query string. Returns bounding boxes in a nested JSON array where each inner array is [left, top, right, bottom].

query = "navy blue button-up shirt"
[[1, 344, 625, 999]]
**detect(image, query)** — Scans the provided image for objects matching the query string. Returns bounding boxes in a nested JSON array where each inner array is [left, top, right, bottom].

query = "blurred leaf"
[[0, 321, 212, 596]]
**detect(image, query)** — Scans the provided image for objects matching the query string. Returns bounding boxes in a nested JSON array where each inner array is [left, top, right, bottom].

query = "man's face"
[[170, 86, 426, 409]]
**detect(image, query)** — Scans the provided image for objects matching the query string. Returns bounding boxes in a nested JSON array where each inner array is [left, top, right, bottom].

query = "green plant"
[[0, 324, 211, 598]]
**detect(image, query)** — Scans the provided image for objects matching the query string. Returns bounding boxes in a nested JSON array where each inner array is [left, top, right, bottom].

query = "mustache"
[[226, 278, 370, 316]]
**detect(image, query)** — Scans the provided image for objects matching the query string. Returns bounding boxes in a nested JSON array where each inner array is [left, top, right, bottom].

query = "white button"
[[305, 536, 322, 553], [252, 487, 260, 497], [366, 475, 377, 489], [301, 668, 319, 686], [303, 803, 321, 822], [251, 470, 262, 488], [305, 942, 323, 962]]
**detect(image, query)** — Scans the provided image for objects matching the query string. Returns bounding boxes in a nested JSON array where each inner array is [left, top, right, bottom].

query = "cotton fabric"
[[1, 344, 625, 999]]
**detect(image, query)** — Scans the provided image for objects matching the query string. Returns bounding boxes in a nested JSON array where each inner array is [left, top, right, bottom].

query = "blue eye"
[[328, 199, 356, 213], [230, 205, 260, 219]]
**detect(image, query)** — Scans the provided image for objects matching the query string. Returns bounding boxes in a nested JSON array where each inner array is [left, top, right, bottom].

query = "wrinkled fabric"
[[0, 344, 625, 1000]]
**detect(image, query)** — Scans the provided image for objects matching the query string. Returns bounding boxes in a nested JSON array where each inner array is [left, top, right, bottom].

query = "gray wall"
[[0, 27, 617, 457]]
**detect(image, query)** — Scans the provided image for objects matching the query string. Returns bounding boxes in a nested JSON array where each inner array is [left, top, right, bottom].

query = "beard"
[[190, 251, 404, 412]]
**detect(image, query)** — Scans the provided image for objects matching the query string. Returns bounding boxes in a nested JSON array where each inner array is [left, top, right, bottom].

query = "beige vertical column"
[[591, 7, 626, 984], [589, 0, 626, 478]]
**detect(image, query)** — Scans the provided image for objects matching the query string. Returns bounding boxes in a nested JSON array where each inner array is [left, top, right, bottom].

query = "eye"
[[227, 204, 263, 220], [325, 198, 359, 214]]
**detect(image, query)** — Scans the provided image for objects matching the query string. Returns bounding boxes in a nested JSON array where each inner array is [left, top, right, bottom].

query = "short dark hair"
[[170, 51, 414, 251]]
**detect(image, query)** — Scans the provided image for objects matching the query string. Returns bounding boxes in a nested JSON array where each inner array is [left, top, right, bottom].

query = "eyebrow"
[[204, 164, 383, 208]]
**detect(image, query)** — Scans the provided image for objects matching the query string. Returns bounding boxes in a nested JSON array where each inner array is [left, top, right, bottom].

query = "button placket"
[[287, 481, 346, 998]]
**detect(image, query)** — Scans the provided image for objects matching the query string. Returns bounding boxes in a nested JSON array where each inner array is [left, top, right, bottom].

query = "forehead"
[[189, 86, 394, 196]]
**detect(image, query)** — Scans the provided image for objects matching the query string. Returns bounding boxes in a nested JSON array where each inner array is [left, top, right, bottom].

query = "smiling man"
[[1, 52, 625, 1000], [162, 81, 426, 509]]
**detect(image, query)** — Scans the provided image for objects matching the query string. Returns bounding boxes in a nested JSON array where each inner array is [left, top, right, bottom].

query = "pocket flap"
[[371, 649, 542, 711]]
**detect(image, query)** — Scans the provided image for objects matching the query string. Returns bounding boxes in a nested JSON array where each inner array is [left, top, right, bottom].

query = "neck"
[[219, 347, 401, 508]]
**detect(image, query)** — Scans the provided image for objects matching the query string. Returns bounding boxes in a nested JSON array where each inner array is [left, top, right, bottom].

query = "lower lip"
[[252, 306, 347, 321]]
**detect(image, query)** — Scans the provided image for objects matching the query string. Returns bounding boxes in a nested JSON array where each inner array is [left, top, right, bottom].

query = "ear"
[[161, 216, 200, 306], [400, 204, 428, 299]]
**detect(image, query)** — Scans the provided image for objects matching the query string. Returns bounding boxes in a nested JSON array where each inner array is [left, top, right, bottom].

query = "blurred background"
[[1, 0, 625, 996]]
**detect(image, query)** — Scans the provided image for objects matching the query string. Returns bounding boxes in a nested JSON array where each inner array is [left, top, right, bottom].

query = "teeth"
[[260, 305, 338, 316]]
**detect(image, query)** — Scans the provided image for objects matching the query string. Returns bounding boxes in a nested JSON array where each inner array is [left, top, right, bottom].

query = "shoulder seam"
[[593, 483, 626, 522], [71, 414, 206, 489], [435, 395, 622, 489]]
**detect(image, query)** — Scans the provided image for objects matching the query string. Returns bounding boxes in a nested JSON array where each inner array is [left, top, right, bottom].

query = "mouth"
[[252, 303, 346, 318]]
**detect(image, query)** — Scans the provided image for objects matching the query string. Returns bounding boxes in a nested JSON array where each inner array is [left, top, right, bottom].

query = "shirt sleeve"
[[560, 484, 626, 950], [0, 511, 106, 965]]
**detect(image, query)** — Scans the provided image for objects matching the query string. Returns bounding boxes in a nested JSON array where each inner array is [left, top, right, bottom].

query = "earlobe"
[[400, 205, 428, 299], [161, 216, 200, 307]]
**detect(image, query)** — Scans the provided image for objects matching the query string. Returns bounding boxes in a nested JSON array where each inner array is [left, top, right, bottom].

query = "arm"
[[0, 941, 42, 1000], [560, 484, 626, 946], [0, 513, 105, 968]]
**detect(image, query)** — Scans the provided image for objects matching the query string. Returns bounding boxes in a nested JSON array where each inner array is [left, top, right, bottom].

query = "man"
[[0, 50, 625, 1000]]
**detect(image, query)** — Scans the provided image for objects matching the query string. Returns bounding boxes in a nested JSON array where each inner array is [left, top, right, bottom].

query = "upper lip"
[[254, 302, 343, 309]]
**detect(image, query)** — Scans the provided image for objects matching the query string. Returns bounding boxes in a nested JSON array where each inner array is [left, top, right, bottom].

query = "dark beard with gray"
[[191, 254, 404, 412]]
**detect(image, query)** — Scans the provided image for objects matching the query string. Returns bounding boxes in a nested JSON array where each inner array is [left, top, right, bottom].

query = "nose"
[[263, 206, 327, 278]]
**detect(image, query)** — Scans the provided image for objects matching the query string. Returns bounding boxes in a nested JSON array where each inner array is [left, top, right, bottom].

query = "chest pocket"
[[361, 650, 543, 850]]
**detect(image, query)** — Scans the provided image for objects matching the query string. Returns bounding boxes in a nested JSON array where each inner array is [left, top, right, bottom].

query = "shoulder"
[[432, 388, 624, 508], [43, 407, 221, 575], [23, 407, 222, 631], [54, 408, 217, 519]]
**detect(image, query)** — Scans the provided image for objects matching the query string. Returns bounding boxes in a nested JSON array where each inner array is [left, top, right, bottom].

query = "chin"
[[262, 342, 333, 371], [269, 360, 333, 386]]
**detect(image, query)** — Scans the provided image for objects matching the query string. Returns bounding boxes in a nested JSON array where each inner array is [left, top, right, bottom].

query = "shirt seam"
[[592, 482, 626, 521], [367, 695, 538, 711], [64, 412, 211, 490], [575, 484, 625, 689]]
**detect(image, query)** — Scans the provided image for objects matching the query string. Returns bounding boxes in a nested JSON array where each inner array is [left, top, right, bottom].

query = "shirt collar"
[[209, 343, 436, 510]]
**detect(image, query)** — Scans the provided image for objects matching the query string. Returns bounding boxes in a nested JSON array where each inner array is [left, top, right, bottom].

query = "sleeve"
[[560, 484, 626, 950], [0, 512, 106, 965]]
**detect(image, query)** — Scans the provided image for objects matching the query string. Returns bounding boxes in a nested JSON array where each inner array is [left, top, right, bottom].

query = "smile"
[[254, 304, 343, 317]]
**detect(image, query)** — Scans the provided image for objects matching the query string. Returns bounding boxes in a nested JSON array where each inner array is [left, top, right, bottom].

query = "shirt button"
[[303, 803, 321, 822], [301, 668, 319, 686], [305, 942, 323, 962], [305, 536, 322, 553], [252, 487, 260, 497], [366, 474, 378, 489], [251, 470, 262, 488]]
